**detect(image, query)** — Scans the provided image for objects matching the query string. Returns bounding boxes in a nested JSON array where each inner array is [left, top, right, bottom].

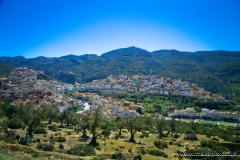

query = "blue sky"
[[0, 0, 240, 58]]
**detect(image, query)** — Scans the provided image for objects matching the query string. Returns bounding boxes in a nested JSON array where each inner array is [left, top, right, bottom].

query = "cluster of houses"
[[0, 67, 144, 119], [170, 108, 240, 122], [76, 75, 227, 103], [7, 67, 41, 82], [77, 94, 144, 119], [1, 67, 239, 123]]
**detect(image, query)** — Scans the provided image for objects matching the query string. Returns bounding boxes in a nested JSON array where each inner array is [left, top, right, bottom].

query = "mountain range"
[[0, 47, 240, 101]]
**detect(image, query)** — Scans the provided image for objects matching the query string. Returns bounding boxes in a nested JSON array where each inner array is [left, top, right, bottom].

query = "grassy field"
[[199, 120, 217, 125], [218, 122, 237, 127], [1, 118, 240, 160], [199, 120, 237, 127], [0, 120, 213, 160]]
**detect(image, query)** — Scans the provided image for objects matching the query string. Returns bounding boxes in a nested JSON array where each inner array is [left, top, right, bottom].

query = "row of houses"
[[75, 75, 229, 103], [171, 108, 240, 122]]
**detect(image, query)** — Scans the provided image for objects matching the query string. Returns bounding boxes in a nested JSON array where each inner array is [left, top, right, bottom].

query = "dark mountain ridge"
[[0, 47, 240, 101]]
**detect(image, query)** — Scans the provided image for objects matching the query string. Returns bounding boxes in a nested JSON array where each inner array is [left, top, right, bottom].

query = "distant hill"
[[0, 62, 14, 77], [0, 47, 240, 101]]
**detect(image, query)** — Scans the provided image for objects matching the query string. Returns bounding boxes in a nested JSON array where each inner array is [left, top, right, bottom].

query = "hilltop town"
[[1, 67, 239, 123], [0, 67, 144, 120], [81, 74, 227, 103]]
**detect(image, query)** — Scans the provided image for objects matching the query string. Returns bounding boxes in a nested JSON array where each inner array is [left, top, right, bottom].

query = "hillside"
[[0, 62, 14, 77], [0, 47, 240, 101]]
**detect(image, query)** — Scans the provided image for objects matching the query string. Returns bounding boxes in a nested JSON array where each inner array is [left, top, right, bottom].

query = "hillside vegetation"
[[1, 47, 240, 101], [1, 103, 240, 159], [0, 62, 14, 77]]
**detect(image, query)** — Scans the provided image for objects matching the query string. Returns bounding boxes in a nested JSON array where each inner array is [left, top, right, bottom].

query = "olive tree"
[[89, 107, 102, 146], [18, 103, 42, 137], [125, 114, 145, 142], [78, 113, 91, 139], [115, 116, 125, 136], [42, 105, 58, 124], [155, 118, 166, 139]]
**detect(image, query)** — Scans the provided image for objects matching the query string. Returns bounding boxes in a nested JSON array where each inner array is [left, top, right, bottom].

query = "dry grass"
[[0, 120, 231, 160]]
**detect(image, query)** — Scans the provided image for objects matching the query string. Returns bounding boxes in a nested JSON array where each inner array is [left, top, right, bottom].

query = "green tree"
[[125, 115, 145, 142], [58, 110, 67, 128], [101, 128, 111, 139], [42, 105, 58, 124], [156, 118, 166, 139], [144, 116, 153, 131], [169, 118, 176, 133], [115, 116, 125, 135], [18, 103, 42, 137], [79, 113, 90, 139], [65, 110, 75, 126], [89, 107, 102, 146], [69, 112, 79, 130], [153, 104, 161, 112], [2, 103, 18, 119]]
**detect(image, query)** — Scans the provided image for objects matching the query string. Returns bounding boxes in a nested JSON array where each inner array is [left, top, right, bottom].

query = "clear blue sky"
[[0, 0, 240, 58]]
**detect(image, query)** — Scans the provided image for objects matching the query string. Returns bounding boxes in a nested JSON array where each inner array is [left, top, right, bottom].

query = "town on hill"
[[0, 67, 239, 122]]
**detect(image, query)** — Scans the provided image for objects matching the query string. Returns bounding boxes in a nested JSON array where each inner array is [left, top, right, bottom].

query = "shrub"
[[185, 129, 192, 134], [15, 135, 20, 140], [48, 125, 57, 132], [67, 144, 95, 156], [200, 140, 208, 147], [59, 143, 64, 149], [55, 137, 66, 142], [153, 140, 161, 148], [111, 152, 126, 160], [162, 132, 168, 137], [139, 148, 147, 155], [7, 118, 23, 129], [37, 143, 54, 151], [149, 150, 167, 157], [212, 137, 219, 141], [33, 127, 47, 134], [49, 134, 55, 143], [175, 142, 183, 147], [96, 146, 101, 151], [206, 134, 211, 138], [141, 131, 149, 137], [169, 141, 173, 145], [65, 131, 72, 135], [184, 134, 198, 141], [174, 134, 179, 138], [153, 140, 168, 149], [19, 134, 31, 145], [32, 152, 40, 157], [139, 134, 145, 138]]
